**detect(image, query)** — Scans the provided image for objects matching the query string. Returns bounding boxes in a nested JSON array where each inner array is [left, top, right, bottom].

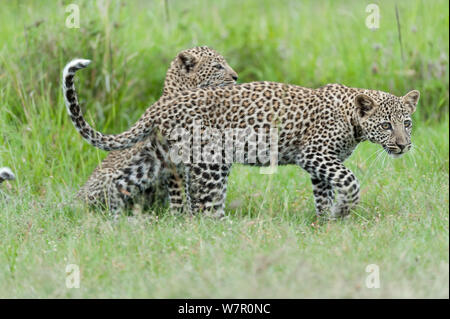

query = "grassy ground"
[[0, 0, 448, 298]]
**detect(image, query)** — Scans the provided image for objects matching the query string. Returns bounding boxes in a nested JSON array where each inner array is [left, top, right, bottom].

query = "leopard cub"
[[64, 61, 419, 220], [63, 46, 238, 213]]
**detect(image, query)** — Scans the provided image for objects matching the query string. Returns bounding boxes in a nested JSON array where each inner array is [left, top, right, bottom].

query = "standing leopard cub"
[[64, 68, 420, 219], [63, 46, 238, 213]]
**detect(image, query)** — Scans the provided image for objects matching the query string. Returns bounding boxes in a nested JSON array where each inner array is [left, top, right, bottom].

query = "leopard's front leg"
[[310, 177, 334, 216], [298, 152, 360, 219], [329, 169, 360, 219]]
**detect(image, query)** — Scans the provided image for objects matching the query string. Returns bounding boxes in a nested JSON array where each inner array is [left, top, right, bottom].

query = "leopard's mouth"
[[221, 79, 237, 86], [200, 80, 236, 88], [383, 145, 411, 158]]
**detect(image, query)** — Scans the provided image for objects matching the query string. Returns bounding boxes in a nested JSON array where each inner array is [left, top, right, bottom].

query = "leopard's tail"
[[0, 167, 15, 183], [62, 59, 154, 151]]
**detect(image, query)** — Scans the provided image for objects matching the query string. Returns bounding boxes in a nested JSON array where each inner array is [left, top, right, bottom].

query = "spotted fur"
[[63, 75, 420, 218], [63, 47, 238, 212]]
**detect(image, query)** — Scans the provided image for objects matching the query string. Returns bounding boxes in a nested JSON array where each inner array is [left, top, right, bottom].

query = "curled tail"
[[0, 167, 15, 183], [62, 59, 153, 151]]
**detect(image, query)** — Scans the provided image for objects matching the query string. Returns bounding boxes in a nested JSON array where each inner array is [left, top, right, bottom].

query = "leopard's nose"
[[228, 69, 238, 81], [396, 143, 408, 151]]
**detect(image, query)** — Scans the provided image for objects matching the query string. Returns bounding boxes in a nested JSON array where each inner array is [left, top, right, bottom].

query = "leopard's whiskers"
[[360, 148, 385, 185]]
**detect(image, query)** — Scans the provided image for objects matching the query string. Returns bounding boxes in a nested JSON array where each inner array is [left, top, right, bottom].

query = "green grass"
[[0, 0, 448, 298]]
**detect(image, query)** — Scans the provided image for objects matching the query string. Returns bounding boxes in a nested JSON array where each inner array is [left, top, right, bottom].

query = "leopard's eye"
[[404, 120, 412, 128], [381, 122, 392, 130], [213, 63, 224, 70]]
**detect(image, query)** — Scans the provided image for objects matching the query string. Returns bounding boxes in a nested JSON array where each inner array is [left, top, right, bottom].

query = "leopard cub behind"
[[64, 46, 238, 213]]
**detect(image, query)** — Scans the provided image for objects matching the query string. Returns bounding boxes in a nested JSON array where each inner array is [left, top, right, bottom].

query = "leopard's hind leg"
[[109, 143, 165, 218], [184, 163, 232, 218]]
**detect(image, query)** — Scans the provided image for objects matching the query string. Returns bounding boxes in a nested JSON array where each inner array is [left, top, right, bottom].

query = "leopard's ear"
[[177, 51, 198, 73], [402, 90, 420, 114], [355, 93, 378, 122]]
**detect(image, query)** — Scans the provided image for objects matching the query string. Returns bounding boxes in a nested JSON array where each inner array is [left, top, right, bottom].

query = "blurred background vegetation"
[[0, 0, 448, 188], [0, 0, 448, 298], [1, 0, 448, 121]]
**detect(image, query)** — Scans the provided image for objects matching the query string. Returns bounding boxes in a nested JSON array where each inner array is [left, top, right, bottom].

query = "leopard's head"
[[355, 89, 420, 157], [163, 46, 238, 95]]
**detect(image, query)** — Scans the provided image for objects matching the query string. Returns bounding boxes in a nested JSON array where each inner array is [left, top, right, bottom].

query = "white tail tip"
[[63, 58, 92, 76], [0, 167, 15, 181]]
